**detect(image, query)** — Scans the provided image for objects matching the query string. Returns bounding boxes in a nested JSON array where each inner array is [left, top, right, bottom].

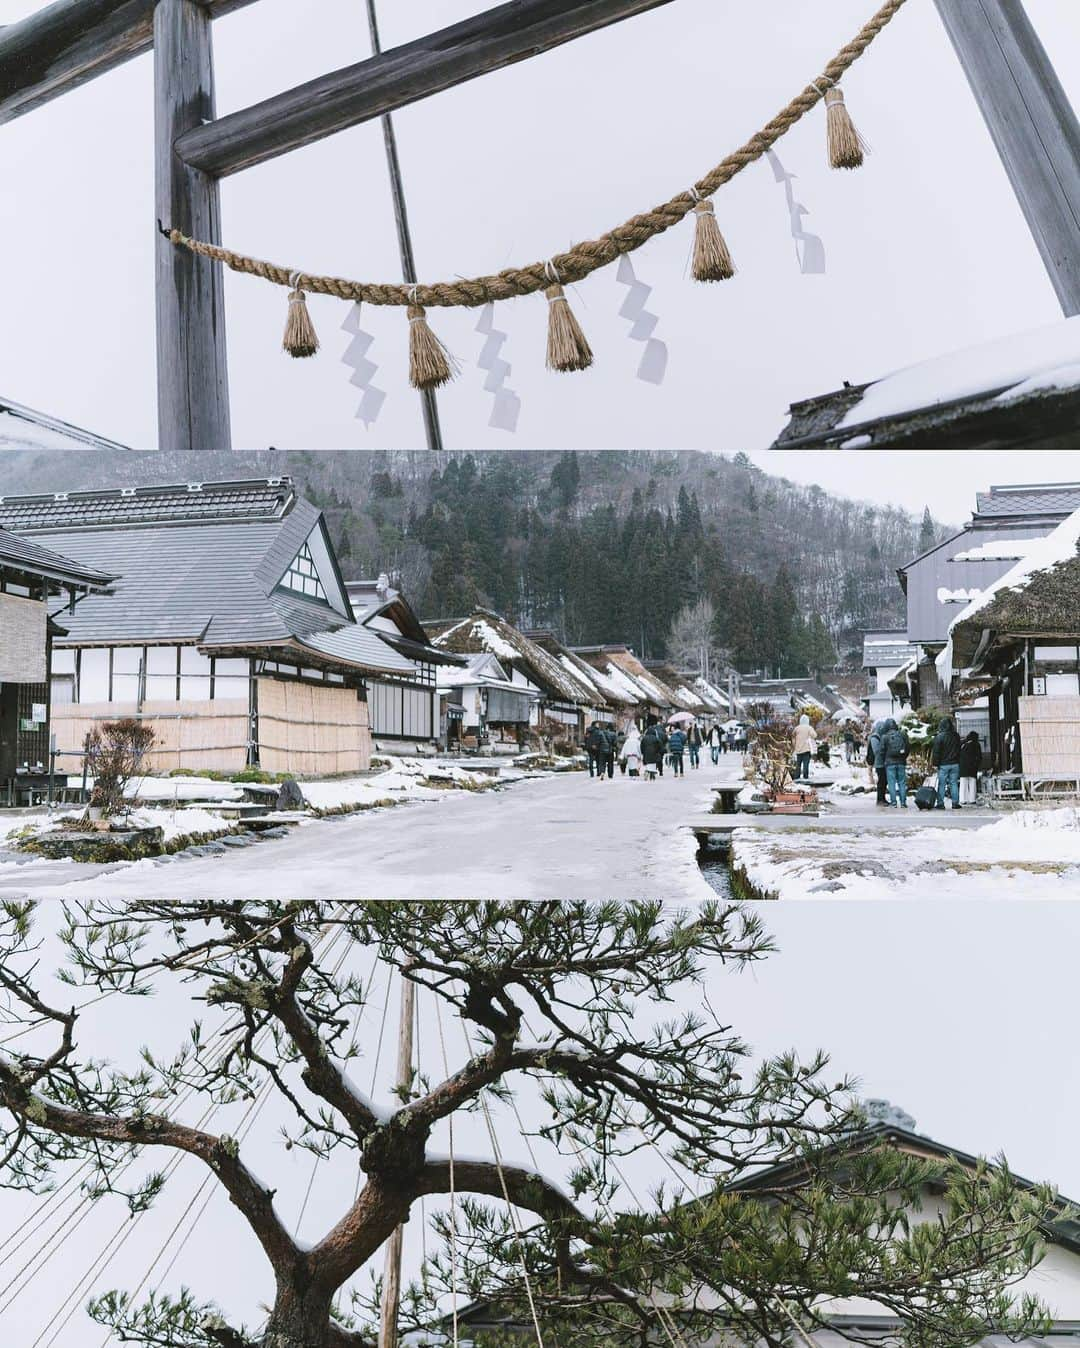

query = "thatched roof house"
[[428, 610, 601, 737], [943, 509, 1080, 781]]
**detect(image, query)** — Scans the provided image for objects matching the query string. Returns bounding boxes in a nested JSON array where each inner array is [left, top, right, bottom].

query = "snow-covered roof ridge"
[[840, 314, 1080, 430]]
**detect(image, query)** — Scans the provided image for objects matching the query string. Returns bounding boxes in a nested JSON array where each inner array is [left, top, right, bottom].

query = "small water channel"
[[697, 832, 736, 897]]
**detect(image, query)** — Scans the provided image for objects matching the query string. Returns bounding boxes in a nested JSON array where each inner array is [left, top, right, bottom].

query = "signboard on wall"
[[0, 593, 47, 683]]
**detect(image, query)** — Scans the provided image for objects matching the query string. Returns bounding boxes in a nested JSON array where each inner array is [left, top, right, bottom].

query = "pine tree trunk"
[[261, 1284, 334, 1348]]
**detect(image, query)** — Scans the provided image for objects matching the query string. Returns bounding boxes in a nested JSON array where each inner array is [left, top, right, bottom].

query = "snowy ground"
[[732, 807, 1080, 898], [0, 754, 743, 899]]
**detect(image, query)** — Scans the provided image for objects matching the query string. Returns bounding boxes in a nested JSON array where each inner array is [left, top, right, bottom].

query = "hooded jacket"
[[793, 714, 816, 755], [931, 716, 962, 767], [881, 718, 909, 765], [869, 719, 888, 770]]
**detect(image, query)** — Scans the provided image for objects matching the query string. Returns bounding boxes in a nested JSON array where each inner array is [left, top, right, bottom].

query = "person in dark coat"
[[687, 722, 703, 769], [601, 724, 617, 779], [667, 726, 687, 776], [882, 717, 910, 808], [641, 721, 666, 781], [931, 714, 962, 809], [959, 730, 982, 806], [584, 722, 606, 779], [868, 719, 889, 806]]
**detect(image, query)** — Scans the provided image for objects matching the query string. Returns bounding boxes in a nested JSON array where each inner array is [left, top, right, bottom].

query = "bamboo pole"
[[378, 971, 416, 1348]]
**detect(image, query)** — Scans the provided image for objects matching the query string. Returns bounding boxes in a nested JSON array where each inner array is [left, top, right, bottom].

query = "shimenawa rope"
[[166, 0, 906, 313]]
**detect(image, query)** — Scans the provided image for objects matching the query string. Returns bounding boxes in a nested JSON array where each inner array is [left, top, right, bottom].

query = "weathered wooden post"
[[154, 0, 231, 452], [378, 970, 416, 1348], [933, 0, 1080, 316]]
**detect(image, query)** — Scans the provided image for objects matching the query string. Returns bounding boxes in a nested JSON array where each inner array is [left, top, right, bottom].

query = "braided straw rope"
[[169, 0, 908, 308]]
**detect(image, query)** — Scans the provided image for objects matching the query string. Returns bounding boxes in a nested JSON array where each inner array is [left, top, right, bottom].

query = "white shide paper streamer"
[[475, 303, 521, 432], [615, 256, 667, 384], [766, 150, 826, 274], [340, 303, 387, 427]]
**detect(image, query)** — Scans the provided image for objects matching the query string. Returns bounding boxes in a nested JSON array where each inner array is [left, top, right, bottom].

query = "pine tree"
[[0, 902, 1055, 1348], [919, 506, 936, 551]]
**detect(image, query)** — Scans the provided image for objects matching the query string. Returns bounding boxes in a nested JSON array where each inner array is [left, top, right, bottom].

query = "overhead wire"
[[2, 912, 345, 1344]]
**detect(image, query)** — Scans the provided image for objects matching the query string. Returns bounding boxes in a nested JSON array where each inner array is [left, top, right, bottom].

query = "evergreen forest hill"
[[0, 448, 945, 675]]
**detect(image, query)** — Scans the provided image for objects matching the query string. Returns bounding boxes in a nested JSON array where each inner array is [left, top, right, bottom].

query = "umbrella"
[[666, 711, 696, 725]]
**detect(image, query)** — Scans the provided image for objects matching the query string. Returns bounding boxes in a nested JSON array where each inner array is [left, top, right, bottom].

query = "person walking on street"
[[793, 714, 816, 782], [931, 714, 962, 809], [707, 722, 722, 764], [959, 730, 981, 806], [584, 722, 605, 779], [621, 725, 643, 777], [601, 723, 617, 779], [843, 725, 856, 764], [687, 721, 703, 769], [868, 719, 889, 806], [667, 726, 687, 776], [641, 720, 665, 781], [883, 717, 910, 808]]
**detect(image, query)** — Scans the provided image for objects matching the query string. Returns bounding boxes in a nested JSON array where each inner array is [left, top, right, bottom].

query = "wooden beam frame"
[[155, 0, 230, 453], [173, 0, 677, 177], [0, 0, 256, 126], [933, 0, 1080, 317]]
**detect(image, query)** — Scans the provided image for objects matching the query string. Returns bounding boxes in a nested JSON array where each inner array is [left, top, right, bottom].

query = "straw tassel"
[[824, 87, 867, 170], [545, 283, 593, 373], [407, 303, 456, 390], [690, 198, 735, 282], [282, 273, 319, 358]]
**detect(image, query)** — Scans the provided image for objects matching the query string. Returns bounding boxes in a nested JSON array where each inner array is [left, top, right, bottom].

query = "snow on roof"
[[839, 314, 1080, 431], [432, 611, 597, 705], [950, 539, 1037, 563], [950, 506, 1080, 633], [937, 587, 982, 604], [941, 505, 1080, 677]]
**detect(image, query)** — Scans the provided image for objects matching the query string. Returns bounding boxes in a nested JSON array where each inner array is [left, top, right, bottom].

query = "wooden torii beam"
[[0, 0, 256, 124], [0, 0, 678, 453]]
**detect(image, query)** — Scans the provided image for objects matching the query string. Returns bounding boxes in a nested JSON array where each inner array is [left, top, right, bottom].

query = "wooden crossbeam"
[[933, 0, 1080, 317], [0, 0, 257, 125], [174, 0, 677, 177]]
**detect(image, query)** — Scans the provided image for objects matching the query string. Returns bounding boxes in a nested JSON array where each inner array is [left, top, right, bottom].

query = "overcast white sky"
[[1, 0, 1080, 516], [2, 900, 1079, 1346]]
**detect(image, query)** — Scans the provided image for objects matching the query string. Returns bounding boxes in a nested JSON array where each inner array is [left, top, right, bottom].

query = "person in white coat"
[[620, 725, 643, 778], [793, 713, 816, 782]]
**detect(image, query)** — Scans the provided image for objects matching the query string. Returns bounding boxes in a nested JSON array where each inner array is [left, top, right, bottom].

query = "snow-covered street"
[[0, 755, 746, 900]]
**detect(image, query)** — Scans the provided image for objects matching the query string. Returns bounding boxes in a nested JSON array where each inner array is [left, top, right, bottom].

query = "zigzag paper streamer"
[[615, 256, 667, 385], [475, 303, 521, 432], [340, 303, 387, 427], [766, 150, 826, 275]]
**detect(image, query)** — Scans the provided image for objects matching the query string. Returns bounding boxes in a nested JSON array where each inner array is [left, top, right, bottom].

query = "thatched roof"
[[949, 509, 1080, 667], [430, 609, 598, 706]]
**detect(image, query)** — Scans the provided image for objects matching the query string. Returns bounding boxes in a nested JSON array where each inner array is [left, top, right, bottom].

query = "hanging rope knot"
[[543, 263, 591, 372], [823, 83, 868, 168], [406, 299, 456, 390], [689, 190, 734, 282], [282, 269, 319, 357]]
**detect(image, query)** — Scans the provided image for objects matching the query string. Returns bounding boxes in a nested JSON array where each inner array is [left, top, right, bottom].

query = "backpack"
[[914, 783, 937, 811]]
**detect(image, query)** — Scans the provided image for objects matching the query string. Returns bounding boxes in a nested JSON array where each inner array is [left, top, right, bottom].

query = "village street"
[[0, 756, 747, 900]]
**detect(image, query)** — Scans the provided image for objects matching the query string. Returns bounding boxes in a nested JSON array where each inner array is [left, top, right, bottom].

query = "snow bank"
[[839, 314, 1080, 429], [299, 756, 496, 811], [127, 775, 245, 803], [732, 807, 1080, 900]]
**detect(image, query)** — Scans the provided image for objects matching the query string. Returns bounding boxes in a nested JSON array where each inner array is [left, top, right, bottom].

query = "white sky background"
[[1, 1, 1080, 516], [2, 900, 1080, 1346]]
